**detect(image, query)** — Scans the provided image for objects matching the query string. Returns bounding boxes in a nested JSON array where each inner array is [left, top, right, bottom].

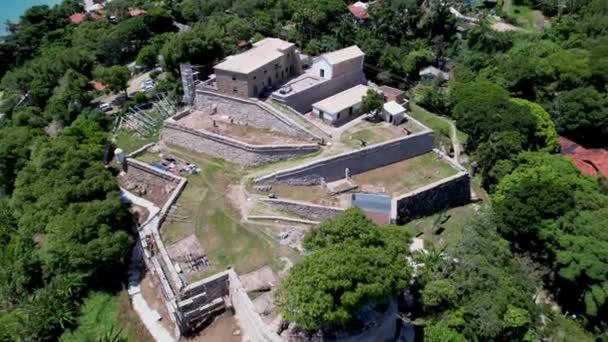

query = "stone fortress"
[[120, 37, 473, 342]]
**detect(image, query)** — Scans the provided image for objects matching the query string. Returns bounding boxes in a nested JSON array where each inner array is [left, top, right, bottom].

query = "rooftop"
[[379, 85, 404, 102], [348, 2, 371, 19], [69, 12, 86, 24], [214, 38, 294, 74], [383, 101, 405, 115], [312, 84, 370, 114], [559, 136, 608, 177], [321, 45, 364, 66]]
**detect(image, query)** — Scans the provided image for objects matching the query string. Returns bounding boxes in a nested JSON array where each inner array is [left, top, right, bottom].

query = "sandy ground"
[[176, 110, 305, 145], [190, 312, 242, 342]]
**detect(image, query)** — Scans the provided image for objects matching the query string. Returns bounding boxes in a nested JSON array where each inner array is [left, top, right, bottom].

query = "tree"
[[361, 89, 384, 118], [136, 45, 158, 70], [161, 22, 227, 75], [425, 322, 467, 342], [418, 212, 539, 341], [493, 152, 605, 250], [275, 243, 410, 330], [0, 126, 43, 194], [474, 131, 526, 191], [94, 66, 131, 97], [551, 87, 608, 147], [276, 209, 411, 331], [44, 69, 91, 125], [549, 209, 608, 322], [510, 98, 559, 152], [451, 81, 537, 151]]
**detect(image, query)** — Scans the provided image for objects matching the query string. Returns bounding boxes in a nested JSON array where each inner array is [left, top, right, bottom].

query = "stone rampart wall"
[[228, 270, 283, 342], [262, 199, 345, 221], [193, 90, 315, 140], [391, 172, 471, 224], [255, 131, 434, 186], [162, 122, 319, 166]]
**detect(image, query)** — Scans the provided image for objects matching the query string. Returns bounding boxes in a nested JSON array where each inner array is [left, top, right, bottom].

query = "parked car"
[[99, 103, 112, 112]]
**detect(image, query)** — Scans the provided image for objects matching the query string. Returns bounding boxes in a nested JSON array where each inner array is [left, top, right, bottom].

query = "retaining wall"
[[162, 122, 319, 166], [391, 172, 471, 224], [194, 90, 316, 140], [261, 198, 345, 221], [255, 131, 434, 185]]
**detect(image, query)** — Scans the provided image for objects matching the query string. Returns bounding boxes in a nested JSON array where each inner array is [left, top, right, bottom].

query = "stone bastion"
[[161, 91, 322, 166]]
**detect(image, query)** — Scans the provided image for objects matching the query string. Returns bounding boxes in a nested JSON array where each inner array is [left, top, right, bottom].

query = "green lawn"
[[60, 291, 151, 342], [159, 144, 280, 276], [405, 203, 481, 249], [114, 129, 157, 154], [408, 104, 468, 148]]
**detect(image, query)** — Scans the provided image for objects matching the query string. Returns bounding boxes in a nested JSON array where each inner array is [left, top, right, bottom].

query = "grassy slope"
[[114, 129, 158, 154], [159, 144, 279, 277]]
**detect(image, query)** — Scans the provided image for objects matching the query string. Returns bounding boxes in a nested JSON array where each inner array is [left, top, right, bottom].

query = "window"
[[320, 69, 325, 78], [233, 87, 237, 93], [337, 112, 341, 120], [253, 76, 256, 80], [264, 70, 267, 74], [349, 107, 353, 116], [232, 76, 236, 81]]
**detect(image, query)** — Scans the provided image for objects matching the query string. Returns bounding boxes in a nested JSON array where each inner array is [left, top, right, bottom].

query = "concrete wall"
[[194, 90, 314, 140], [162, 122, 319, 166], [271, 70, 367, 113], [311, 58, 333, 79], [333, 55, 364, 78], [391, 172, 471, 224], [313, 101, 363, 126], [262, 198, 345, 221], [255, 130, 435, 186]]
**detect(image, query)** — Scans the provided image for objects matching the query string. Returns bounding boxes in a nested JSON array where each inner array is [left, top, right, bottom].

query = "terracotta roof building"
[[348, 1, 372, 20], [559, 136, 608, 177], [69, 13, 86, 24]]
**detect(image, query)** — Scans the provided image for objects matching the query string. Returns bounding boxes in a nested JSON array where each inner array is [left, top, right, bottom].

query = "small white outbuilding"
[[382, 101, 406, 125]]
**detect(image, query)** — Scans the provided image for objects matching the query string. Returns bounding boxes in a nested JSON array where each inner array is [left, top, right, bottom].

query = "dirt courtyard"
[[176, 110, 305, 145]]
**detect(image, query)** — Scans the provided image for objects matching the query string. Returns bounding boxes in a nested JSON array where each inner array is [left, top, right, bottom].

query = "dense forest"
[[0, 0, 606, 340]]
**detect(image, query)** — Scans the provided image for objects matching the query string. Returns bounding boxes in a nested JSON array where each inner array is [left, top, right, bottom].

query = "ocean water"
[[1, 0, 62, 34]]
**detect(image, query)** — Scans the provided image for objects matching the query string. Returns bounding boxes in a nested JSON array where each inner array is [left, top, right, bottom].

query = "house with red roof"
[[348, 1, 374, 21], [559, 136, 608, 177], [90, 80, 108, 91], [69, 13, 86, 24]]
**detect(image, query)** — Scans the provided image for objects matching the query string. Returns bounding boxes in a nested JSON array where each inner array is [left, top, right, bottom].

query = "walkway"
[[121, 190, 177, 342]]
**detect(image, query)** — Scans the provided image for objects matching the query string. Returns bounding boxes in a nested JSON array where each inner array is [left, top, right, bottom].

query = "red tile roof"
[[559, 136, 608, 177], [348, 3, 369, 19], [90, 80, 107, 91], [69, 12, 86, 24], [379, 85, 404, 102]]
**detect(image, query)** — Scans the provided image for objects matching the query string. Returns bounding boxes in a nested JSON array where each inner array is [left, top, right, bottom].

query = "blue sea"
[[1, 0, 62, 34]]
